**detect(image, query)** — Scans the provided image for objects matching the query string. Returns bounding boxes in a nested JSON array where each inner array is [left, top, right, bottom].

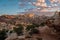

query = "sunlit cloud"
[[32, 0, 47, 7], [50, 0, 56, 3], [32, 0, 60, 7]]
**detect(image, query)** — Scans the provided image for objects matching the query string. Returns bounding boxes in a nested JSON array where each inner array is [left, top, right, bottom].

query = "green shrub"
[[13, 25, 24, 36], [29, 28, 39, 35], [0, 29, 8, 40]]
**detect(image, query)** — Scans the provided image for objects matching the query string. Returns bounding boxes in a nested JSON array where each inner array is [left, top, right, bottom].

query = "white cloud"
[[32, 0, 47, 7], [26, 0, 60, 13], [50, 0, 56, 3]]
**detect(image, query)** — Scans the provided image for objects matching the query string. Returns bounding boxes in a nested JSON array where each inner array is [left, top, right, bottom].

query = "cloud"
[[50, 0, 59, 3], [50, 0, 56, 3], [24, 0, 60, 16], [18, 0, 34, 7], [32, 0, 60, 7], [18, 0, 60, 13], [32, 0, 47, 7], [50, 0, 60, 7], [37, 0, 45, 2]]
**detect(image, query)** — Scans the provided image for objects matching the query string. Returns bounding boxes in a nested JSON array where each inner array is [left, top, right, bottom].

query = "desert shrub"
[[29, 28, 39, 35], [0, 29, 8, 40], [37, 38, 42, 40], [13, 24, 24, 36]]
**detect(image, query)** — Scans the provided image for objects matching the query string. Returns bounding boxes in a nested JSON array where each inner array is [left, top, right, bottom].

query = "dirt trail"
[[39, 26, 58, 40]]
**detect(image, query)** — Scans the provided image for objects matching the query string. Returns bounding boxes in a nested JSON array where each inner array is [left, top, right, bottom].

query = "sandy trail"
[[39, 26, 58, 40]]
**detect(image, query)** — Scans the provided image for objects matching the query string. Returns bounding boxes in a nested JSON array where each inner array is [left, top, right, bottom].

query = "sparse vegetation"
[[0, 11, 59, 40], [0, 29, 8, 40], [26, 24, 36, 31], [13, 24, 24, 36], [40, 22, 45, 26], [37, 38, 42, 40], [29, 28, 39, 35]]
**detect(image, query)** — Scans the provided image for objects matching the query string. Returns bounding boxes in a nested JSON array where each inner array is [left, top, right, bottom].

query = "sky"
[[0, 0, 60, 15], [0, 0, 18, 15]]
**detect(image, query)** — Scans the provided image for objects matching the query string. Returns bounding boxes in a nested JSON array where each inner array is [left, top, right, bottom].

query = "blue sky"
[[0, 0, 37, 15], [0, 0, 19, 15], [0, 0, 60, 15]]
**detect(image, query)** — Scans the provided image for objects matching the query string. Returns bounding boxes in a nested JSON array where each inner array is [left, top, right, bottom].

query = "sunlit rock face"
[[24, 13, 35, 18], [29, 14, 34, 18]]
